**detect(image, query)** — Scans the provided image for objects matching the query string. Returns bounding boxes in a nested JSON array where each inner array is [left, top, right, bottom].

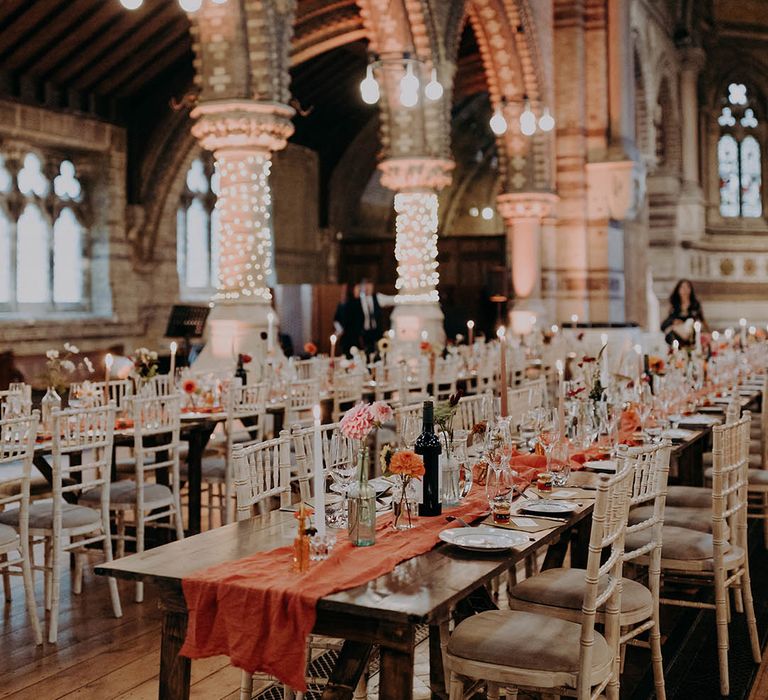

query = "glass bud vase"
[[347, 445, 376, 546], [392, 476, 419, 530], [41, 387, 61, 434]]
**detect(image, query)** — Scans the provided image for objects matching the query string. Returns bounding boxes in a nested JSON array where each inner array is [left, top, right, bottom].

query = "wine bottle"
[[415, 400, 442, 517]]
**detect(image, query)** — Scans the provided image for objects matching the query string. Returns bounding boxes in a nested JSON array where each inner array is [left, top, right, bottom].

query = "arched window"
[[177, 157, 220, 301], [0, 151, 89, 314], [717, 83, 762, 218]]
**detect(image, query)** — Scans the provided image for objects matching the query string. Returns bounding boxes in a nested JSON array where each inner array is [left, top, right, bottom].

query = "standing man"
[[359, 278, 384, 356]]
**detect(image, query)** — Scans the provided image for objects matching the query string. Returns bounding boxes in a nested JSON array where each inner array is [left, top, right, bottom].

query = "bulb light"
[[120, 0, 143, 8], [538, 107, 555, 132], [393, 192, 440, 305], [178, 0, 202, 10], [520, 102, 537, 136], [424, 68, 443, 101], [212, 152, 274, 303], [481, 206, 494, 220], [360, 65, 380, 105], [399, 62, 420, 108], [489, 106, 508, 135]]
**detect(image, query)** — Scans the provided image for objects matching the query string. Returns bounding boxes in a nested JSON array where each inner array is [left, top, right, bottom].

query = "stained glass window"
[[717, 83, 762, 218], [178, 157, 219, 301], [16, 204, 49, 304], [53, 208, 84, 303]]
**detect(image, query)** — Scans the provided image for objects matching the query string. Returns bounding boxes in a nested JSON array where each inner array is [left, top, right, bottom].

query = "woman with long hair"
[[661, 279, 705, 346]]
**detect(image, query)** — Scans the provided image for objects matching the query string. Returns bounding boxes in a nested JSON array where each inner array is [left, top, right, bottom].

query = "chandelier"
[[119, 0, 227, 10], [360, 53, 443, 108], [489, 98, 555, 137]]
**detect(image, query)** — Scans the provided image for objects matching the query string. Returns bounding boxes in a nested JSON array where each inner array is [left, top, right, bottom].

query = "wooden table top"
[[96, 497, 594, 625]]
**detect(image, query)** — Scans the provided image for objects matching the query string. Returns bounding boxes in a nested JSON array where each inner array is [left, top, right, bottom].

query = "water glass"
[[548, 439, 571, 488]]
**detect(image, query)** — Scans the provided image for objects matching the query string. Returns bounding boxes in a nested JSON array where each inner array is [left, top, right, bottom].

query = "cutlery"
[[445, 515, 474, 528]]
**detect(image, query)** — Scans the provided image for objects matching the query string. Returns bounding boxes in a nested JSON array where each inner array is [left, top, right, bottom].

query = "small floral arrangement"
[[303, 342, 317, 357], [377, 337, 391, 355], [434, 390, 463, 451], [238, 353, 252, 365], [340, 401, 393, 441], [42, 343, 93, 393], [648, 355, 665, 374], [386, 449, 425, 530], [419, 340, 435, 356], [379, 443, 395, 472], [131, 347, 159, 381], [467, 420, 487, 448], [182, 378, 199, 395], [576, 345, 606, 402]]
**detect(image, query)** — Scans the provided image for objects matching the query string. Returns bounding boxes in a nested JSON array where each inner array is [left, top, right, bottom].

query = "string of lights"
[[118, 0, 226, 11], [393, 191, 440, 305]]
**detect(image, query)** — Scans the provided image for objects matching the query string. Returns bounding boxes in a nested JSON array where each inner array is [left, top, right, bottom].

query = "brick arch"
[[654, 74, 682, 175]]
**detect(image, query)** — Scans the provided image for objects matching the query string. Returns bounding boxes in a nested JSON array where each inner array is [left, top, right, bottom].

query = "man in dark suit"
[[358, 278, 383, 356]]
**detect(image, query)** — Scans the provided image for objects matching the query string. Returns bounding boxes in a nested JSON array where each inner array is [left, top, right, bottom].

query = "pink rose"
[[369, 401, 393, 426], [340, 403, 374, 441]]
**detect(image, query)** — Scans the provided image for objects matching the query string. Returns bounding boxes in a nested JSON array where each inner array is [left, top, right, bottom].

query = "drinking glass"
[[548, 439, 571, 488], [401, 414, 420, 449], [328, 432, 357, 527]]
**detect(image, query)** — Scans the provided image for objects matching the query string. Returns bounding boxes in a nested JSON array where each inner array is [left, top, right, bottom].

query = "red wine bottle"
[[415, 400, 442, 516]]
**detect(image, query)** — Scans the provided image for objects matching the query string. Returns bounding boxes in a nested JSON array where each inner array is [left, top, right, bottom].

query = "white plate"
[[439, 527, 528, 551], [368, 477, 395, 494], [583, 459, 617, 473], [520, 500, 579, 516], [662, 428, 695, 441], [676, 414, 720, 426]]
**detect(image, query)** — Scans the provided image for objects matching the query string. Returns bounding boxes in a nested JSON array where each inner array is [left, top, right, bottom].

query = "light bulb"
[[489, 105, 508, 135], [520, 102, 537, 136], [211, 0, 227, 3], [399, 62, 420, 108], [120, 0, 143, 8], [178, 0, 202, 11], [538, 107, 555, 132], [481, 206, 494, 220], [424, 68, 443, 101], [360, 65, 380, 105]]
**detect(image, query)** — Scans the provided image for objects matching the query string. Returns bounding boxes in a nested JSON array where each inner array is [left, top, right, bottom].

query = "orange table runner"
[[180, 488, 490, 691]]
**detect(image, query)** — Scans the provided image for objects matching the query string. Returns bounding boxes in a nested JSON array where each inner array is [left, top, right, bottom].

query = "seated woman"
[[661, 279, 705, 347]]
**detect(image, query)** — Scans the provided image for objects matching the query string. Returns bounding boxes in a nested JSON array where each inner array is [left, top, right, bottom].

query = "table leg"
[[378, 629, 415, 700], [159, 605, 191, 700], [321, 640, 372, 700], [185, 425, 215, 535], [429, 623, 450, 699]]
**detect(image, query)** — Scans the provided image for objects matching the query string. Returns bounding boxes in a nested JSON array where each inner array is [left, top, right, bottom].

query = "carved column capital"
[[190, 101, 295, 155], [496, 192, 559, 223], [378, 156, 454, 192], [679, 46, 706, 75]]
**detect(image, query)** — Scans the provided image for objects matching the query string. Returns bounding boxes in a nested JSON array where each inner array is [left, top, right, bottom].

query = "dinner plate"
[[368, 477, 395, 494], [675, 414, 720, 426], [439, 527, 528, 551], [583, 459, 617, 473], [662, 428, 695, 441], [520, 499, 579, 516]]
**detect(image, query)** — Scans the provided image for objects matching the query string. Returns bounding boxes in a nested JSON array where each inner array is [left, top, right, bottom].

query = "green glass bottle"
[[347, 445, 376, 546]]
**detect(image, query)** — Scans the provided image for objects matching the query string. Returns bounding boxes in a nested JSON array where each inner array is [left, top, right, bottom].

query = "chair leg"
[[740, 562, 762, 663], [714, 570, 731, 696], [225, 480, 235, 526], [19, 541, 42, 645], [763, 494, 768, 549], [649, 615, 667, 700], [207, 485, 214, 531], [487, 682, 500, 699], [48, 537, 61, 644], [135, 510, 145, 604], [174, 497, 186, 542], [43, 538, 52, 611], [448, 673, 464, 700], [1, 554, 11, 601], [72, 538, 84, 595], [733, 580, 744, 614], [239, 669, 253, 700]]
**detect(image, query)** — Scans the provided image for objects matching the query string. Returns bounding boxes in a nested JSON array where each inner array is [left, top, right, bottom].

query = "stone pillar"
[[680, 48, 705, 192], [497, 192, 559, 329], [379, 157, 453, 345], [190, 101, 294, 367]]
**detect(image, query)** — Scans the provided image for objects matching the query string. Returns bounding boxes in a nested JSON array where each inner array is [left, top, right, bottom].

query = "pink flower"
[[369, 401, 393, 426], [340, 403, 374, 441]]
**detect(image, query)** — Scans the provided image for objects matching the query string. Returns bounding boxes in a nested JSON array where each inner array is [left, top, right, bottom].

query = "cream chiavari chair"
[[0, 405, 122, 643], [507, 377, 548, 427], [507, 441, 671, 700], [633, 413, 760, 695], [290, 358, 315, 381], [455, 392, 492, 432], [69, 378, 133, 410], [291, 422, 357, 502], [0, 412, 42, 645], [444, 463, 634, 700], [433, 357, 460, 402], [0, 388, 31, 418], [371, 361, 401, 403], [193, 381, 270, 526], [393, 402, 427, 438], [81, 394, 185, 603], [285, 378, 320, 428], [399, 359, 430, 405], [330, 372, 365, 423]]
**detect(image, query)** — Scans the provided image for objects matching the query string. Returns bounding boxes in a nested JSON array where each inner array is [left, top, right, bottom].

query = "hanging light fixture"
[[120, 0, 143, 8], [489, 102, 508, 136], [178, 0, 203, 10], [538, 107, 555, 132], [360, 64, 381, 105], [519, 99, 537, 136], [424, 68, 443, 101], [399, 61, 420, 108]]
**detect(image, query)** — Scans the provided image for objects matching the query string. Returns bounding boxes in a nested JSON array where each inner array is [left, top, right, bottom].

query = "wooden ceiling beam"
[[47, 2, 171, 85], [0, 0, 72, 62], [77, 5, 187, 91], [0, 0, 36, 34], [1, 0, 100, 70], [113, 42, 192, 98], [30, 4, 126, 79]]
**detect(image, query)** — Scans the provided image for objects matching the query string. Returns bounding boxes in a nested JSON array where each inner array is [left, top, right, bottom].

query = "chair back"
[[0, 412, 39, 541], [291, 358, 316, 381], [372, 362, 402, 403], [394, 402, 426, 437], [129, 394, 183, 506], [0, 388, 32, 418], [711, 412, 751, 559], [399, 359, 429, 404], [577, 462, 633, 699], [233, 433, 292, 518], [455, 392, 493, 431], [507, 377, 547, 425], [69, 378, 133, 409], [331, 372, 364, 423], [292, 422, 356, 501], [286, 378, 320, 427], [227, 380, 269, 440], [52, 404, 116, 523], [141, 374, 175, 397]]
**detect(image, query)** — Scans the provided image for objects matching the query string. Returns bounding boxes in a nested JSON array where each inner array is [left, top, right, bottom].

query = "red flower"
[[238, 353, 252, 364], [303, 342, 318, 356], [182, 379, 198, 394]]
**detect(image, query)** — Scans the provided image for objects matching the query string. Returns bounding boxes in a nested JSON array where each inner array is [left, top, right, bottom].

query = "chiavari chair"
[[285, 378, 320, 428]]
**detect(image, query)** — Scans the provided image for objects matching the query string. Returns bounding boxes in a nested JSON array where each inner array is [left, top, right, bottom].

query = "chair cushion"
[[180, 456, 226, 481], [630, 505, 715, 534], [509, 568, 652, 616], [80, 480, 173, 506], [626, 525, 728, 563], [0, 523, 19, 547], [447, 609, 613, 674], [665, 485, 711, 509], [0, 501, 101, 530]]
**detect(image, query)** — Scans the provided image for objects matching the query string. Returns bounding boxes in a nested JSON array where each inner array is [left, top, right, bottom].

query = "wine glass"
[[327, 432, 357, 527], [400, 414, 420, 449]]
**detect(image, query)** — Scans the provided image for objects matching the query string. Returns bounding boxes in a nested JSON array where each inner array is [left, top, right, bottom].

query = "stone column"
[[379, 157, 453, 345], [680, 48, 705, 193], [190, 101, 294, 367], [497, 192, 559, 330]]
